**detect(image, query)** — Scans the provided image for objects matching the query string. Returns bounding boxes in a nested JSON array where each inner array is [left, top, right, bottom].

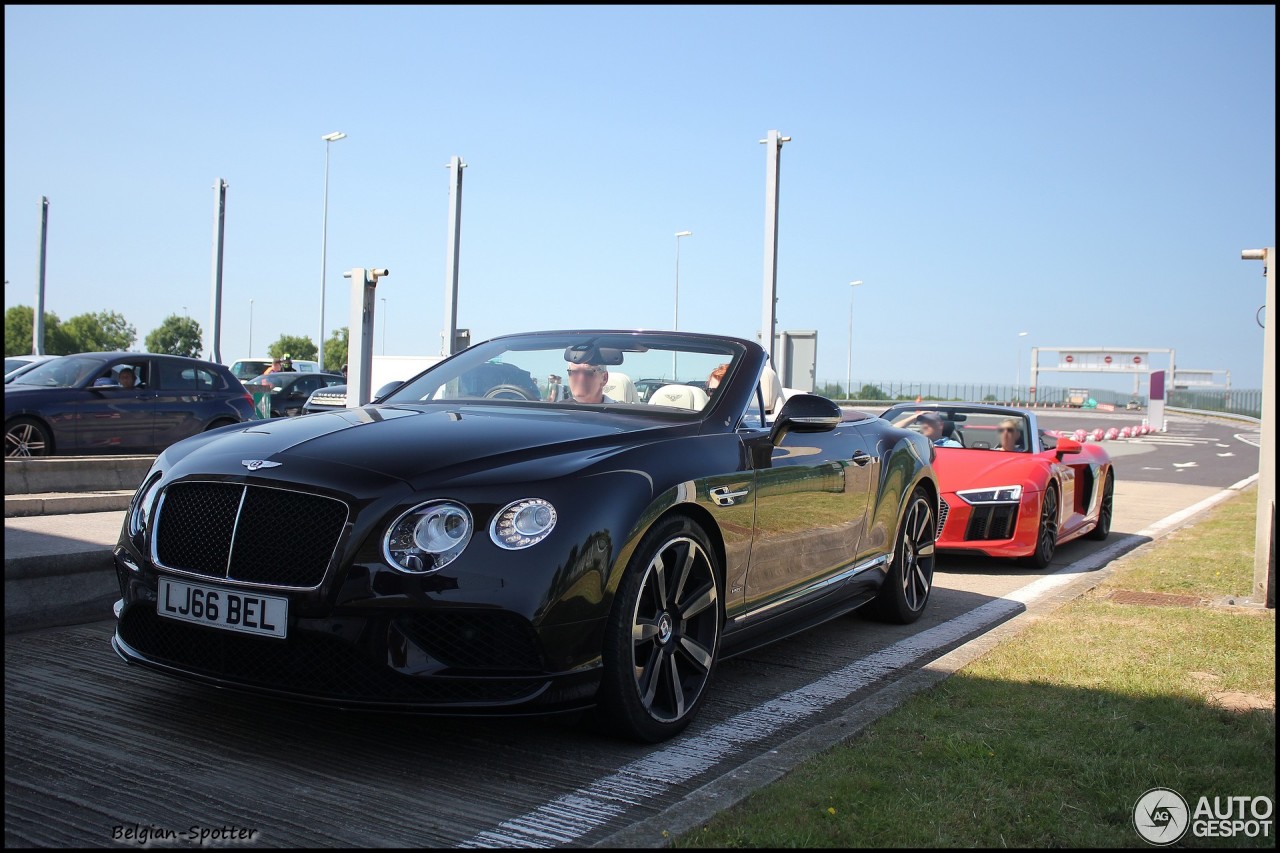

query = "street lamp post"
[[249, 299, 254, 357], [1015, 331, 1029, 401], [846, 280, 864, 400], [318, 131, 347, 372], [673, 230, 692, 378]]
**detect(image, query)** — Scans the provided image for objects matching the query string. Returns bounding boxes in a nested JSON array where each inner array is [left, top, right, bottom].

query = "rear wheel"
[[1022, 485, 1059, 568], [867, 486, 936, 624], [596, 516, 722, 743], [1085, 471, 1114, 541], [6, 417, 52, 457]]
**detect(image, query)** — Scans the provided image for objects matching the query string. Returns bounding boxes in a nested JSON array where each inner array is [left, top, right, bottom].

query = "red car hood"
[[932, 449, 1045, 494]]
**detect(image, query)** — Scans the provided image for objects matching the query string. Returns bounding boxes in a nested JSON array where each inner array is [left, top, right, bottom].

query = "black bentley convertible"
[[112, 330, 939, 742]]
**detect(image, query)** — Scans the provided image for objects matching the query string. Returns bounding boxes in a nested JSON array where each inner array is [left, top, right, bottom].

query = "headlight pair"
[[383, 498, 557, 574]]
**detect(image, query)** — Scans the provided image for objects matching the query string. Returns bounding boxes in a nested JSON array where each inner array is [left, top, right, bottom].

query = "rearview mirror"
[[1055, 437, 1082, 456]]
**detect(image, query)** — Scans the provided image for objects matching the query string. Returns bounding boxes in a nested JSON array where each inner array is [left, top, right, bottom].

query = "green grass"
[[676, 489, 1275, 848]]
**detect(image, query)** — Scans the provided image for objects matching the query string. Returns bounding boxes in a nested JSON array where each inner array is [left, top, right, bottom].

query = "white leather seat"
[[648, 383, 710, 411], [601, 371, 638, 403]]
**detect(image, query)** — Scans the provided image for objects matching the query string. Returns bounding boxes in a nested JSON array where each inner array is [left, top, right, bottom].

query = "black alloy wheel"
[[1023, 485, 1059, 569], [1085, 470, 1114, 541], [868, 486, 937, 624], [597, 516, 722, 743], [5, 418, 51, 457]]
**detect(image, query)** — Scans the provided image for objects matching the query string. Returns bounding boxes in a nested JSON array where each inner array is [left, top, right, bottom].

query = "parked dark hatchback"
[[243, 371, 344, 418], [112, 330, 939, 743], [5, 352, 255, 457]]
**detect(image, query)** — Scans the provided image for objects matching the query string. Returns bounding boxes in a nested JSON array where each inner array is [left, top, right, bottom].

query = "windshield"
[[381, 331, 747, 416], [9, 356, 104, 388], [881, 405, 1032, 453]]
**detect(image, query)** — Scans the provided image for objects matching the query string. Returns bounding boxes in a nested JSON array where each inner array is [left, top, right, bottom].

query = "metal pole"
[[759, 130, 789, 361], [34, 197, 48, 355], [345, 267, 388, 408], [847, 280, 863, 398], [1242, 247, 1275, 607], [674, 230, 691, 377], [208, 179, 227, 363], [443, 156, 466, 355], [319, 132, 346, 371]]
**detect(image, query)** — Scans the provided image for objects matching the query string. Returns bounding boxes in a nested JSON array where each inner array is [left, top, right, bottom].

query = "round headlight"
[[384, 500, 473, 573], [490, 498, 557, 550], [128, 474, 164, 539]]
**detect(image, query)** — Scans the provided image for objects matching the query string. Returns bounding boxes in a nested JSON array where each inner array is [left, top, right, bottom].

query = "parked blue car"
[[5, 352, 255, 457]]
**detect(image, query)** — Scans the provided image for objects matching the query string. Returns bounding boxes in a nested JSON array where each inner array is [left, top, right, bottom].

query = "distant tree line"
[[5, 305, 351, 370]]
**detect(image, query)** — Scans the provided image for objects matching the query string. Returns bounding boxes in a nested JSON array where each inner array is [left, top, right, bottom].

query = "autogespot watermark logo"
[[1134, 788, 1189, 845], [1134, 787, 1275, 845]]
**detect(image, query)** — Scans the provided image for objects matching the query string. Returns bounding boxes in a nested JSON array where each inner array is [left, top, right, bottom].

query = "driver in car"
[[565, 363, 615, 404]]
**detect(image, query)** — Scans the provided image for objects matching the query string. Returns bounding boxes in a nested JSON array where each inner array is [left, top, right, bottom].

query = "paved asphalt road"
[[3, 411, 1263, 848]]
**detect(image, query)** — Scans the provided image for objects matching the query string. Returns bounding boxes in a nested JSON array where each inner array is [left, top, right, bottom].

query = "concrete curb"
[[4, 455, 153, 496], [5, 492, 135, 518], [3, 548, 119, 635]]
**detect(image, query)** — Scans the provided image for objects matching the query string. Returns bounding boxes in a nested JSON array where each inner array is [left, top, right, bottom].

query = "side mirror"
[[1054, 437, 1083, 457], [771, 394, 841, 444]]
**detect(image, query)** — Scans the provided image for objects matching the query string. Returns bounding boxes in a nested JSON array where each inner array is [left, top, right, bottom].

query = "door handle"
[[709, 486, 750, 506], [851, 451, 873, 467]]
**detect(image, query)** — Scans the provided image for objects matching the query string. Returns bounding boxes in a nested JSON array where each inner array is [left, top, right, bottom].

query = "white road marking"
[[460, 474, 1260, 849], [1173, 462, 1198, 468], [1217, 452, 1235, 457]]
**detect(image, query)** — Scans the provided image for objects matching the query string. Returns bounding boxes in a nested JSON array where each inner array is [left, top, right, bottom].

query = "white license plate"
[[157, 577, 288, 639]]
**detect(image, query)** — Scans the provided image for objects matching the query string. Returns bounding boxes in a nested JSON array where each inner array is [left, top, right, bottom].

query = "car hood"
[[162, 403, 693, 491], [932, 450, 1044, 492]]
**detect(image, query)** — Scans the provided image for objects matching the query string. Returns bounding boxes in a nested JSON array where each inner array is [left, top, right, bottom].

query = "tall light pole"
[[1015, 331, 1029, 401], [318, 131, 347, 371], [846, 280, 864, 399], [673, 230, 692, 378], [249, 299, 254, 357], [380, 297, 387, 355]]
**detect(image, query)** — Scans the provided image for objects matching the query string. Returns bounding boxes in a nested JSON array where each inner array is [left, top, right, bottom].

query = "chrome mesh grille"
[[155, 481, 348, 589]]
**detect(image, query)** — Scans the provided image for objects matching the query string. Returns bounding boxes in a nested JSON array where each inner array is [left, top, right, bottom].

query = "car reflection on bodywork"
[[112, 329, 940, 743], [242, 372, 344, 418]]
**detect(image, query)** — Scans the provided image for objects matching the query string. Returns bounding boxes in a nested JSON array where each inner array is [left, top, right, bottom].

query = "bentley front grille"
[[154, 481, 348, 589]]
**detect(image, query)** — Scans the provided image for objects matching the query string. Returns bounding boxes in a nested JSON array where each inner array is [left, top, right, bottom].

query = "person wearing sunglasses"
[[565, 363, 615, 404], [994, 418, 1025, 452]]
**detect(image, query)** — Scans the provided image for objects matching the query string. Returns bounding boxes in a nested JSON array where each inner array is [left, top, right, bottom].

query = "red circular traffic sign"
[[1133, 356, 1142, 364], [1065, 355, 1074, 363], [1104, 355, 1113, 364]]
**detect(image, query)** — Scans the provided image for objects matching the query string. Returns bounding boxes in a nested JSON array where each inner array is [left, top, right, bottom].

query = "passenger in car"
[[706, 363, 729, 397], [565, 363, 615, 404], [892, 410, 960, 447], [994, 418, 1025, 451], [917, 412, 961, 447], [117, 367, 137, 390]]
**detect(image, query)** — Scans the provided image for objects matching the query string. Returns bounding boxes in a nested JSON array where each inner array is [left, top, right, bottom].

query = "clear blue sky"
[[4, 5, 1275, 392]]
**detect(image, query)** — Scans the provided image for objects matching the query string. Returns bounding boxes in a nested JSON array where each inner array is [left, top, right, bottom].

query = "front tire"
[[1085, 470, 1114, 541], [6, 417, 52, 457], [596, 516, 722, 743], [1022, 485, 1059, 568], [867, 486, 936, 624]]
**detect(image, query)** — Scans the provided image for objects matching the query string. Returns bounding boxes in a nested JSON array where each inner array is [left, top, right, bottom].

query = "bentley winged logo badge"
[[241, 460, 282, 471]]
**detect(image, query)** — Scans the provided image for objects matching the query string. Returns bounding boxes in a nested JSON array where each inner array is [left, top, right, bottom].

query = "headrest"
[[648, 383, 710, 411], [601, 371, 638, 403]]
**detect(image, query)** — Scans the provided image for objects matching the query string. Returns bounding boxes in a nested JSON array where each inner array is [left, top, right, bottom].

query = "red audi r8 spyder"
[[879, 403, 1115, 568]]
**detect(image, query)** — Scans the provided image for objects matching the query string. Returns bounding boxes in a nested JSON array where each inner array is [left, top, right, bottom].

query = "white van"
[[228, 357, 322, 381]]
